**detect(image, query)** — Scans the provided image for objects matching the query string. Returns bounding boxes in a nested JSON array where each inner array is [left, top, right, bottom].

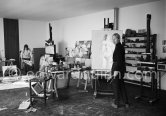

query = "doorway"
[[3, 18, 20, 68]]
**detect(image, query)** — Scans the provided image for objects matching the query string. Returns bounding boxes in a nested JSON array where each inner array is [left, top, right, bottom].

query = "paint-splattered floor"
[[0, 79, 166, 116]]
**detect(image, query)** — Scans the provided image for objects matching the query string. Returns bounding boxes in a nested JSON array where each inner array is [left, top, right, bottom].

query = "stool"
[[93, 69, 114, 98], [50, 70, 66, 98], [42, 66, 59, 99], [76, 67, 93, 92]]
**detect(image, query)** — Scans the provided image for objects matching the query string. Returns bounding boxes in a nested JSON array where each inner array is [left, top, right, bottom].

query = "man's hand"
[[113, 71, 119, 77]]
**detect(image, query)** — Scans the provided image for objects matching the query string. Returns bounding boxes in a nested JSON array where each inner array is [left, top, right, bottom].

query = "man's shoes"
[[125, 104, 129, 108], [111, 102, 129, 109], [111, 103, 118, 109]]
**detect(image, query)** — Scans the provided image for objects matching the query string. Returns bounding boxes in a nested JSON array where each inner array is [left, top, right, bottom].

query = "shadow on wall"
[[58, 40, 67, 56]]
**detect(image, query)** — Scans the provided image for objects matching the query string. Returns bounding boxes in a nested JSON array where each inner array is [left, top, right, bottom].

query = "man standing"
[[111, 33, 129, 108]]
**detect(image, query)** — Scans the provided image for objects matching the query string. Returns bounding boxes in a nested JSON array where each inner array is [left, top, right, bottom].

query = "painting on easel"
[[92, 30, 122, 70]]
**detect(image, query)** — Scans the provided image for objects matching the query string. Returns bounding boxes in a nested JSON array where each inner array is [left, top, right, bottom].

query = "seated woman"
[[20, 44, 33, 75]]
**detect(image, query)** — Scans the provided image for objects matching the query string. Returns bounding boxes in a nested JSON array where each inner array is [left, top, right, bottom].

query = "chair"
[[29, 67, 56, 106], [29, 74, 51, 106]]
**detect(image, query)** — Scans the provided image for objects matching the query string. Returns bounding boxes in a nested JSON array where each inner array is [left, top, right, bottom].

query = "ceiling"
[[0, 0, 159, 21]]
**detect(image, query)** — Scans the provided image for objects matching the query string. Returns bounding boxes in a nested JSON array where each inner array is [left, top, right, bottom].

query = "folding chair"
[[29, 71, 52, 106]]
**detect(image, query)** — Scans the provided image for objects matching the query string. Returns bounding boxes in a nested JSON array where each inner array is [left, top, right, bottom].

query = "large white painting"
[[92, 30, 123, 70]]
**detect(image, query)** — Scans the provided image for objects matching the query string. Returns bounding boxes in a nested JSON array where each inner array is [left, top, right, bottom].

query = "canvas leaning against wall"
[[92, 30, 123, 70], [65, 41, 92, 58], [75, 41, 91, 58]]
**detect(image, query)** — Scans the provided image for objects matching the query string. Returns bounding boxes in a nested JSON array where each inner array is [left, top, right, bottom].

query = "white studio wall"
[[51, 1, 165, 58], [51, 10, 114, 55], [0, 19, 48, 58], [49, 21, 65, 55], [19, 20, 48, 51]]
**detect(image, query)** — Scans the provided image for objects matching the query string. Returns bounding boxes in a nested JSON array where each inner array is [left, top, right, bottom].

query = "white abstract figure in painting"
[[102, 34, 115, 69]]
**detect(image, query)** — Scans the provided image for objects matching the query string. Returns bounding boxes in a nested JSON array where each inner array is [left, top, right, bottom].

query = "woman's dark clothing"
[[111, 42, 128, 106]]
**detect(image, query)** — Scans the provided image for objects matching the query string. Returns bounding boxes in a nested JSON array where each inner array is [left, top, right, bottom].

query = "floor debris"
[[25, 107, 37, 113], [18, 99, 30, 110], [0, 107, 7, 111]]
